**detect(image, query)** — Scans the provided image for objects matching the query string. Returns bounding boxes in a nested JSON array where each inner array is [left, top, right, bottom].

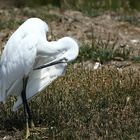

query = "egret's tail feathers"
[[0, 96, 5, 103], [12, 96, 22, 111], [12, 64, 66, 111], [0, 82, 6, 103]]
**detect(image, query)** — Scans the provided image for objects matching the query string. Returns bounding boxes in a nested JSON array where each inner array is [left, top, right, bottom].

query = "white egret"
[[0, 18, 79, 138]]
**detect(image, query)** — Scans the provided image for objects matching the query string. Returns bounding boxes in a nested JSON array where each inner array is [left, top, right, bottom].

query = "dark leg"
[[21, 77, 34, 139]]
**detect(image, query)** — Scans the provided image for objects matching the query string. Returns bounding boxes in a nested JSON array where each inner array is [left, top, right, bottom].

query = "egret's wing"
[[13, 63, 67, 111], [0, 35, 37, 102]]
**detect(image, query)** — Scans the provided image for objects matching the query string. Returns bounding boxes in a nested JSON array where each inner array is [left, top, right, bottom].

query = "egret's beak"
[[33, 58, 67, 70]]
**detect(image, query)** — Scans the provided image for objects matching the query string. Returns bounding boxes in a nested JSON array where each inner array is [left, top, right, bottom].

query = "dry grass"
[[0, 65, 140, 139]]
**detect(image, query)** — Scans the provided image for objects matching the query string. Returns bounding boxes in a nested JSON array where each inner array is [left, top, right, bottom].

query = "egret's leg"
[[21, 77, 45, 138], [21, 88, 30, 138], [21, 77, 34, 139]]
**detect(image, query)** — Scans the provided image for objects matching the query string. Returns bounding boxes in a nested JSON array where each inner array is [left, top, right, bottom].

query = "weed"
[[6, 0, 140, 17], [77, 36, 131, 63], [0, 19, 22, 30], [131, 56, 140, 62], [21, 7, 59, 21]]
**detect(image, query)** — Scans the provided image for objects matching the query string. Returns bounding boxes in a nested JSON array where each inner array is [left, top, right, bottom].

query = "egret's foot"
[[30, 126, 43, 133], [24, 120, 47, 139], [29, 120, 42, 133], [25, 122, 30, 139], [25, 130, 30, 139], [30, 120, 35, 128]]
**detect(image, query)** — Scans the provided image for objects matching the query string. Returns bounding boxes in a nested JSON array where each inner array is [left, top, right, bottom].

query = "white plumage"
[[0, 18, 79, 111]]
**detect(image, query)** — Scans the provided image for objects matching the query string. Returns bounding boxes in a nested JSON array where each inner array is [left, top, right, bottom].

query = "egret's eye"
[[63, 58, 68, 62]]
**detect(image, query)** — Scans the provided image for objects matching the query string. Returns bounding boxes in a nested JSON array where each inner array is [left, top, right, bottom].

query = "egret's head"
[[58, 37, 79, 63], [34, 37, 79, 70]]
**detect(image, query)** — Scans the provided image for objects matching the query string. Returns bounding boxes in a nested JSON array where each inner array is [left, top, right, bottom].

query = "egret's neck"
[[37, 37, 79, 62], [53, 37, 79, 62]]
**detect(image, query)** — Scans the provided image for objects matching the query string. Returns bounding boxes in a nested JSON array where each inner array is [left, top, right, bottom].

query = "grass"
[[0, 7, 60, 30], [2, 0, 139, 18], [0, 19, 23, 30], [0, 66, 140, 139], [77, 36, 131, 64]]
